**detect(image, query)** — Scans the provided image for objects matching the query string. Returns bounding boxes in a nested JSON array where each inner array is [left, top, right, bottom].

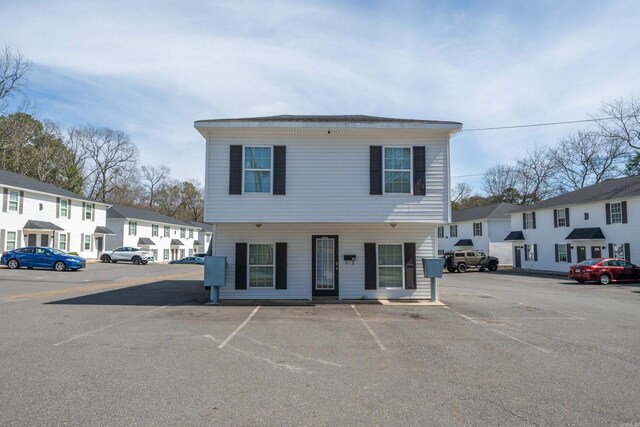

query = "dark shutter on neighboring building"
[[67, 200, 71, 218], [622, 201, 628, 224], [229, 145, 243, 195], [18, 191, 24, 214], [412, 146, 426, 196], [275, 242, 287, 289], [404, 243, 416, 290], [555, 244, 559, 262], [532, 212, 536, 229], [606, 203, 611, 224], [1, 188, 7, 212], [522, 213, 526, 229], [608, 243, 614, 257], [235, 243, 247, 289], [565, 208, 570, 227], [566, 244, 572, 263], [553, 209, 558, 227], [533, 244, 538, 261], [370, 146, 382, 195], [479, 222, 483, 236], [364, 243, 377, 289], [273, 146, 286, 195], [624, 243, 631, 262], [524, 244, 529, 261]]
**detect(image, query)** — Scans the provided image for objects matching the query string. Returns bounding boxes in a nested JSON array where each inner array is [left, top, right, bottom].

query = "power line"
[[451, 173, 484, 178], [462, 114, 638, 132]]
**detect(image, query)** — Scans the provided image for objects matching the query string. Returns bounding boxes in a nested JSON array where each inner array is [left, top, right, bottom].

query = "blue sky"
[[1, 0, 638, 189]]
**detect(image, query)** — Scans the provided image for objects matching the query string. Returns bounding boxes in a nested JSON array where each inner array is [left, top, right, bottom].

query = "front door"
[[28, 234, 37, 246], [96, 237, 103, 252], [514, 247, 522, 268], [312, 235, 339, 297], [577, 246, 586, 262], [40, 234, 49, 247], [591, 246, 602, 258]]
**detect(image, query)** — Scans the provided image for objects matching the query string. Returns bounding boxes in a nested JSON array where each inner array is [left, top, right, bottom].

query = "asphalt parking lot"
[[1, 264, 639, 426]]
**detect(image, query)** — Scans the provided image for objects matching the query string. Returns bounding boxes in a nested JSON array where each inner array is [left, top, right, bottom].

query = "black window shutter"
[[479, 222, 483, 236], [522, 213, 526, 229], [555, 244, 559, 262], [566, 244, 572, 263], [534, 244, 538, 261], [229, 145, 243, 195], [608, 243, 614, 257], [275, 242, 287, 289], [553, 209, 558, 228], [404, 243, 416, 290], [606, 203, 611, 224], [412, 146, 426, 196], [18, 191, 23, 214], [524, 244, 528, 261], [622, 201, 628, 224], [235, 243, 247, 289], [82, 202, 86, 221], [56, 197, 60, 218], [532, 212, 536, 229], [624, 243, 631, 262], [364, 243, 377, 289], [273, 146, 286, 195], [2, 188, 7, 212], [565, 208, 570, 227], [370, 146, 382, 195]]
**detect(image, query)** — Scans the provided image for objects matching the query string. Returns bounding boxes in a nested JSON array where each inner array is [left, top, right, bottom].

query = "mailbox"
[[204, 256, 227, 287], [422, 257, 445, 279]]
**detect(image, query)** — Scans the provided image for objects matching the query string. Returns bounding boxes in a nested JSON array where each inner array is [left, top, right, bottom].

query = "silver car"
[[99, 247, 154, 265]]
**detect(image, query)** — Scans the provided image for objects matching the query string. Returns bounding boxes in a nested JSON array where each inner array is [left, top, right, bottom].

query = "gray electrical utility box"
[[422, 257, 445, 279], [204, 256, 227, 287]]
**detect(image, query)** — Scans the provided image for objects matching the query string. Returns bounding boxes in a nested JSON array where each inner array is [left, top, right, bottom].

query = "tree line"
[[452, 96, 640, 210], [0, 46, 204, 221]]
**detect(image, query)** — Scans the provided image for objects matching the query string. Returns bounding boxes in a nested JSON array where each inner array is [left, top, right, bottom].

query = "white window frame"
[[152, 249, 158, 261], [377, 243, 405, 289], [179, 248, 185, 258], [473, 222, 482, 236], [8, 190, 19, 212], [383, 146, 412, 195], [450, 225, 457, 238], [243, 145, 273, 194], [151, 224, 158, 237], [60, 199, 68, 218], [525, 213, 534, 229], [437, 249, 445, 256], [189, 249, 194, 256], [610, 202, 623, 224], [526, 244, 535, 261], [163, 249, 169, 260], [180, 228, 185, 238], [59, 233, 67, 251], [557, 209, 566, 227], [164, 226, 170, 237], [437, 226, 444, 238], [5, 231, 17, 250], [128, 221, 137, 236], [611, 243, 625, 259], [83, 234, 91, 251], [558, 244, 568, 262], [189, 229, 194, 239], [248, 243, 275, 288], [84, 203, 93, 221]]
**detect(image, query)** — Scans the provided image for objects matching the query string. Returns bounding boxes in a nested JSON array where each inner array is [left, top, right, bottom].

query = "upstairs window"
[[384, 147, 411, 194], [450, 225, 457, 237], [180, 228, 185, 238], [524, 212, 534, 229], [557, 209, 566, 227], [164, 226, 170, 237], [244, 146, 272, 193], [60, 200, 68, 217], [152, 224, 159, 237], [189, 229, 194, 239], [8, 191, 19, 212], [84, 203, 93, 220], [473, 222, 482, 236], [610, 202, 622, 224], [128, 221, 137, 236]]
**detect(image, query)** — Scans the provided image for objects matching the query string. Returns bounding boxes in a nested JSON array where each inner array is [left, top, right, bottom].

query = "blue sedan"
[[169, 256, 204, 265], [1, 247, 86, 271]]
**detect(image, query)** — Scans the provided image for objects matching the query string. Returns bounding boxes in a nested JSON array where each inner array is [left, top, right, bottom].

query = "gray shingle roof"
[[0, 169, 103, 204], [451, 203, 519, 223], [513, 175, 640, 212], [107, 204, 194, 227], [138, 237, 156, 246], [195, 114, 462, 126], [23, 220, 64, 231], [454, 239, 474, 247], [504, 231, 525, 241], [565, 228, 606, 240], [170, 239, 184, 246], [186, 220, 212, 232]]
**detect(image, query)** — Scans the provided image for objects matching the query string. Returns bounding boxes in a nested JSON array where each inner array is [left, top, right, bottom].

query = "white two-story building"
[[437, 202, 517, 265], [105, 204, 202, 262], [187, 220, 215, 254], [0, 169, 111, 258], [195, 114, 462, 300], [504, 175, 640, 272]]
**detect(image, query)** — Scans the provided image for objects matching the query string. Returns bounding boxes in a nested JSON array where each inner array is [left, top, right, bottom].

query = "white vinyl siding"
[[383, 147, 411, 194], [248, 244, 274, 288], [244, 146, 272, 194], [8, 191, 19, 212], [377, 244, 404, 289], [206, 137, 450, 223]]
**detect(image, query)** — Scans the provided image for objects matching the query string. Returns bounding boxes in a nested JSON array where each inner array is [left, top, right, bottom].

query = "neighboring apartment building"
[[504, 175, 640, 272], [0, 169, 110, 258], [187, 220, 215, 254], [195, 114, 462, 300], [105, 204, 202, 262], [437, 203, 518, 266]]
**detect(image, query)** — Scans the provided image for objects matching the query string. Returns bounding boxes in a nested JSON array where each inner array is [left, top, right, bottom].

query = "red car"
[[568, 258, 640, 285]]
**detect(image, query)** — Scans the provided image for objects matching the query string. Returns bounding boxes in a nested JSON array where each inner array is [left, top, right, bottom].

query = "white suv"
[[99, 247, 154, 265]]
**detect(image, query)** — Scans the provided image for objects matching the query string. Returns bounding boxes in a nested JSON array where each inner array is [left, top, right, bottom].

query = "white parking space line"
[[238, 334, 343, 367], [54, 306, 168, 346], [351, 305, 386, 351], [444, 306, 550, 354], [217, 306, 260, 349], [472, 290, 502, 299]]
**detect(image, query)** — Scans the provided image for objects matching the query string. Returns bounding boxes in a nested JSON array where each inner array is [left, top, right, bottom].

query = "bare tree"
[[550, 131, 629, 192], [594, 96, 640, 150], [515, 146, 557, 204], [451, 182, 472, 205], [482, 164, 520, 202], [71, 126, 138, 202], [140, 164, 170, 207], [0, 46, 32, 114]]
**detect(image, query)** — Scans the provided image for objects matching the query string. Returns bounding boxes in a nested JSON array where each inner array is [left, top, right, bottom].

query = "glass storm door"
[[312, 236, 339, 297]]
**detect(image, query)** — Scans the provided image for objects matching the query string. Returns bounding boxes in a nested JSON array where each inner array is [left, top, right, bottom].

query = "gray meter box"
[[422, 258, 445, 279], [204, 256, 227, 287]]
